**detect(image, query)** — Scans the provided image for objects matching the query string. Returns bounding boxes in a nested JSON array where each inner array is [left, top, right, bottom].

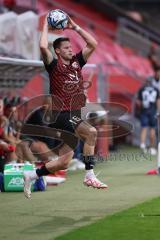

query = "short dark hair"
[[53, 37, 70, 50]]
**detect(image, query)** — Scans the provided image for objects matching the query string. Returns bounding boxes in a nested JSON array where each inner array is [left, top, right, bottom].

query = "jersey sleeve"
[[44, 59, 57, 72], [76, 51, 86, 68]]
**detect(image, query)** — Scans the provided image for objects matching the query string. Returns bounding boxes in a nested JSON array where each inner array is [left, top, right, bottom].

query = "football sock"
[[86, 169, 94, 177], [36, 166, 50, 177], [83, 155, 95, 170]]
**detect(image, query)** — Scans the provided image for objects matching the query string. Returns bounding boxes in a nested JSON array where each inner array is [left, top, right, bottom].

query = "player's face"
[[58, 41, 73, 60]]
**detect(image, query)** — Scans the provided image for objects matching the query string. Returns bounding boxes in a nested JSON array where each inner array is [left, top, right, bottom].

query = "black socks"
[[83, 156, 95, 170], [36, 166, 50, 177], [36, 156, 96, 176]]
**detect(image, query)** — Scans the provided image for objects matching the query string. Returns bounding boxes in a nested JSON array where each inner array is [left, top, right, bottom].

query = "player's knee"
[[60, 159, 69, 170], [61, 162, 69, 170], [86, 127, 97, 143], [38, 143, 45, 152]]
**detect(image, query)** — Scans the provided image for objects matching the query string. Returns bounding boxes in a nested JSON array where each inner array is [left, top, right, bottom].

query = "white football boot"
[[23, 170, 38, 199]]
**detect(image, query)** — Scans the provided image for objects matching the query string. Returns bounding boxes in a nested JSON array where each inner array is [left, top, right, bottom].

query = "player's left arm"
[[67, 16, 97, 62]]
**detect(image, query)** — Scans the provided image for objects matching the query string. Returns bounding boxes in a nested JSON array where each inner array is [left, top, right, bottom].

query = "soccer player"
[[23, 14, 107, 198]]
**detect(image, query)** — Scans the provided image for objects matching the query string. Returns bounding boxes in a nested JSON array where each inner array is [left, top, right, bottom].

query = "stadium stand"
[[110, 0, 160, 35]]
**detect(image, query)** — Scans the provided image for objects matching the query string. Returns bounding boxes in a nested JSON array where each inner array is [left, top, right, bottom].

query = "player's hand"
[[67, 16, 77, 29], [45, 14, 54, 30]]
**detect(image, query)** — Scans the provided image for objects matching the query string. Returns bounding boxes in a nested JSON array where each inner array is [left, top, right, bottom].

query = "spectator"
[[0, 115, 18, 168], [136, 77, 160, 155]]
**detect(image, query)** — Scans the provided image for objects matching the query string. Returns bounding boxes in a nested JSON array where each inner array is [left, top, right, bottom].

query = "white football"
[[47, 9, 68, 29]]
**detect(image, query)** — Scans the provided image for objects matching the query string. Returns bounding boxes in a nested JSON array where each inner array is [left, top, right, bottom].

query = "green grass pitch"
[[0, 146, 160, 240], [55, 197, 160, 240]]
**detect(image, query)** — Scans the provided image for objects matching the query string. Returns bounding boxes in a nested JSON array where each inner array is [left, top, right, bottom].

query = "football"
[[47, 9, 68, 29]]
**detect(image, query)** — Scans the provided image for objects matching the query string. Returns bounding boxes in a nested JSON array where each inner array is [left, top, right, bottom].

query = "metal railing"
[[117, 17, 160, 57]]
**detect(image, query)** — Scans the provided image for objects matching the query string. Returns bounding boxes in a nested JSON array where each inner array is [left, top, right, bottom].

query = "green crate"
[[4, 163, 34, 192]]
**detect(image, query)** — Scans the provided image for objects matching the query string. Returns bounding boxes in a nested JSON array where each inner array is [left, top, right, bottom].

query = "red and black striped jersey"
[[45, 51, 86, 111]]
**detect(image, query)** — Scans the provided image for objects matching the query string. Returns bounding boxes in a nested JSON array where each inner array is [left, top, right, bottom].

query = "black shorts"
[[20, 110, 83, 150], [49, 110, 83, 133]]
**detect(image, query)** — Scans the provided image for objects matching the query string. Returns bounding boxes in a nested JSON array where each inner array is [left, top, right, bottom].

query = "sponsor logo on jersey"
[[72, 62, 79, 69], [65, 71, 80, 84]]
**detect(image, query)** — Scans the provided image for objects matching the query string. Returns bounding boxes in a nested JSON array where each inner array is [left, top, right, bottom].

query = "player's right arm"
[[39, 16, 53, 65]]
